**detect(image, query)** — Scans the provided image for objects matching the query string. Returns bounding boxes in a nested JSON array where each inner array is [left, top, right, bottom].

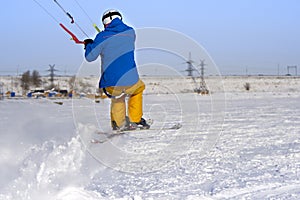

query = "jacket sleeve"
[[84, 34, 104, 62]]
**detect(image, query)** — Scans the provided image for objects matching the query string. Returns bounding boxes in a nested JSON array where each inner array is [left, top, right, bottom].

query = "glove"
[[84, 39, 93, 49]]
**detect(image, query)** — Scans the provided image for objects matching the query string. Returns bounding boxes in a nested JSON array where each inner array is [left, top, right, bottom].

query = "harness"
[[103, 88, 126, 99]]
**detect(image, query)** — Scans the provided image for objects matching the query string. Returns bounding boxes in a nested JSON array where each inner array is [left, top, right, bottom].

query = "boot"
[[112, 117, 150, 131], [136, 118, 150, 129], [111, 116, 137, 131]]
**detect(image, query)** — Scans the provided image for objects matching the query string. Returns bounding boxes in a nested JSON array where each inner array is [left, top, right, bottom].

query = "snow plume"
[[2, 136, 90, 200]]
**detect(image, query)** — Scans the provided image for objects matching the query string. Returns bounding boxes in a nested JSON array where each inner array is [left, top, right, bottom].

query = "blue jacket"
[[85, 18, 139, 88]]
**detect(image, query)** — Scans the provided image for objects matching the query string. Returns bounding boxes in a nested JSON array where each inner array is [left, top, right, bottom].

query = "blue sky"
[[1, 0, 300, 75]]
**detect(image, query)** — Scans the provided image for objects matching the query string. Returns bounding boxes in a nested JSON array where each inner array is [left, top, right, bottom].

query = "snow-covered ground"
[[0, 76, 300, 199]]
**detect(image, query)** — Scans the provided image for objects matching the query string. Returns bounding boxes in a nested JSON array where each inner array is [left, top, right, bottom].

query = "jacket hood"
[[105, 18, 131, 32]]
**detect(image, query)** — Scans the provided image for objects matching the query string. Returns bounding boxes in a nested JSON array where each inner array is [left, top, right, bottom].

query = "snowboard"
[[91, 122, 182, 144]]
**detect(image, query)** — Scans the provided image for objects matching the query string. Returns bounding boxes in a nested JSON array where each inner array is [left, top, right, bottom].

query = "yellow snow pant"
[[105, 79, 145, 127]]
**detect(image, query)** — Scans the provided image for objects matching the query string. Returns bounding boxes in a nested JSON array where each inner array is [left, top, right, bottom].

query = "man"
[[84, 9, 150, 131]]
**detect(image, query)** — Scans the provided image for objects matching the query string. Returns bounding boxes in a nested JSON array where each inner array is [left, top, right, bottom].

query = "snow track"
[[0, 92, 300, 199]]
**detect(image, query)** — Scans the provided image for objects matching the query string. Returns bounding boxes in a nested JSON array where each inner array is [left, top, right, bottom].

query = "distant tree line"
[[20, 70, 42, 91], [19, 70, 93, 95]]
